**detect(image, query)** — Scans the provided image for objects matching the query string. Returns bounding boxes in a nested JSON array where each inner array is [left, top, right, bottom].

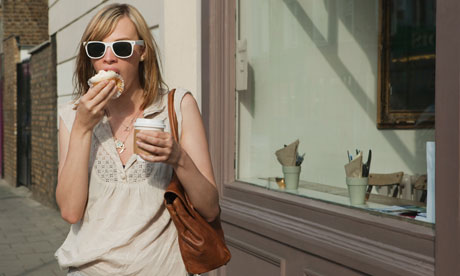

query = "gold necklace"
[[107, 109, 143, 154]]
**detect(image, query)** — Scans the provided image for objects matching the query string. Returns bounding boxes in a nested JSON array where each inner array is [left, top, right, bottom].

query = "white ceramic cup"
[[346, 177, 369, 206], [282, 165, 301, 190]]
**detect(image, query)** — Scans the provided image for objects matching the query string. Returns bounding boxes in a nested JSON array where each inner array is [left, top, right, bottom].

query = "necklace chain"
[[106, 109, 143, 154], [121, 120, 133, 132]]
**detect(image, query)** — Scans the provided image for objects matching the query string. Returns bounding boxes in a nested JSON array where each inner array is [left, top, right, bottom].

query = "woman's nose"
[[103, 46, 117, 63]]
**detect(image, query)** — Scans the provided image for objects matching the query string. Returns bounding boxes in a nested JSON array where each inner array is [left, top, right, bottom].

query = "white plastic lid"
[[134, 118, 165, 129]]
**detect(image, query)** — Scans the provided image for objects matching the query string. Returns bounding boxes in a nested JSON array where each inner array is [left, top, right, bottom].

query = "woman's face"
[[91, 16, 144, 92]]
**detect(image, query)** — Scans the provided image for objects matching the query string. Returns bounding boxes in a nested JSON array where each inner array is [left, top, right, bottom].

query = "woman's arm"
[[137, 94, 220, 222], [56, 80, 118, 224], [173, 94, 219, 221], [56, 118, 92, 224]]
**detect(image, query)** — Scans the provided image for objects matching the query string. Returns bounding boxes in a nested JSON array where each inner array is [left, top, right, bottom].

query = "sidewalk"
[[0, 180, 69, 276]]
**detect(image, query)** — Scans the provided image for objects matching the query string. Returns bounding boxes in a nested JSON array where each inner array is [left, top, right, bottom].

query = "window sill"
[[221, 180, 435, 275], [236, 177, 432, 227]]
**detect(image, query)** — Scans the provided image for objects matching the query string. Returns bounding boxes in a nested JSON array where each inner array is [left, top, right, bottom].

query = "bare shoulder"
[[181, 92, 199, 112], [180, 92, 206, 142], [180, 93, 202, 124]]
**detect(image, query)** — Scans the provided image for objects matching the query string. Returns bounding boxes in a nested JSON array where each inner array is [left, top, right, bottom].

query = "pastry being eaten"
[[88, 70, 124, 98]]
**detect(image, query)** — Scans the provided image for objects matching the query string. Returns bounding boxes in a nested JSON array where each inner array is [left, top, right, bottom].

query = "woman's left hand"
[[136, 131, 183, 166]]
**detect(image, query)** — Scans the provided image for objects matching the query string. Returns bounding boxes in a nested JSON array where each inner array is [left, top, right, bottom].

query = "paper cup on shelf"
[[346, 177, 368, 206], [282, 166, 301, 191]]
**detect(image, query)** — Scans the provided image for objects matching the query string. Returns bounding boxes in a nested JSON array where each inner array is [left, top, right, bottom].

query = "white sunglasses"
[[83, 40, 144, 59]]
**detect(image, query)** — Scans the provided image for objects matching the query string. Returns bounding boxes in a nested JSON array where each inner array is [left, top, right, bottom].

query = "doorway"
[[17, 60, 31, 187]]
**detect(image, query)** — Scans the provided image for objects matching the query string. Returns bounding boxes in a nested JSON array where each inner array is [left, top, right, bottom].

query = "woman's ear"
[[139, 45, 146, 62]]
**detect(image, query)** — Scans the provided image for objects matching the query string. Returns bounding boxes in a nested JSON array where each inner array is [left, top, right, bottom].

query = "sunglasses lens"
[[86, 42, 106, 58], [113, 42, 132, 57]]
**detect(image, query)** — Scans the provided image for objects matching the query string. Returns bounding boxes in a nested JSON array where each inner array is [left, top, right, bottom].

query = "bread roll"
[[88, 70, 124, 98]]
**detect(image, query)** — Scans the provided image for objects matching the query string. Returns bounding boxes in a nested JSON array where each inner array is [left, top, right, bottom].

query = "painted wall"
[[164, 0, 201, 108]]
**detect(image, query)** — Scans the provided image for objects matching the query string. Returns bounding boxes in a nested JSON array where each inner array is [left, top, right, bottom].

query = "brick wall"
[[2, 36, 19, 186], [29, 37, 58, 208], [2, 0, 48, 46], [1, 0, 50, 195]]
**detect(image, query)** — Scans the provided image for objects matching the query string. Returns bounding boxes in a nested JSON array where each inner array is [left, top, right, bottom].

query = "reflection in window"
[[379, 0, 436, 128]]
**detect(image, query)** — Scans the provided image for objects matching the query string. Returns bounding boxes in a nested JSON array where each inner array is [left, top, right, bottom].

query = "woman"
[[55, 4, 219, 276]]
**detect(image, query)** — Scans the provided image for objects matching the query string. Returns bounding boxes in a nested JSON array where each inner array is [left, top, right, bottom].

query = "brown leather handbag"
[[164, 89, 231, 274]]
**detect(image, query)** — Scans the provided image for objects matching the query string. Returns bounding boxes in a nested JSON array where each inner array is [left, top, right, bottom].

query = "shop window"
[[235, 0, 435, 224], [378, 0, 436, 129]]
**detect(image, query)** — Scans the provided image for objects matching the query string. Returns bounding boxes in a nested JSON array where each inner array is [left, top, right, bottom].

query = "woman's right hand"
[[74, 80, 119, 132]]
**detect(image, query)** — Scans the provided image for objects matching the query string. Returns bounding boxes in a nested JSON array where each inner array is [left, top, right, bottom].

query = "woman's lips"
[[103, 68, 120, 74]]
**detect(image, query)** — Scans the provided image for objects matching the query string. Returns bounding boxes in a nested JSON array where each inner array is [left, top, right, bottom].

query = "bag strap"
[[166, 89, 192, 206], [168, 89, 179, 142]]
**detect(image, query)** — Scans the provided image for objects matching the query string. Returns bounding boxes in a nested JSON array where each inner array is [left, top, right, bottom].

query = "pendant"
[[114, 139, 125, 153]]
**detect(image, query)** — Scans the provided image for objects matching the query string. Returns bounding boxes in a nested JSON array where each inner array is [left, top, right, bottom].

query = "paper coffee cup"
[[133, 118, 166, 157]]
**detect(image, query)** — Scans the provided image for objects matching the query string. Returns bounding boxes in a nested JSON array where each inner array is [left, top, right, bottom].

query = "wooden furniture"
[[414, 174, 428, 202], [365, 172, 404, 201]]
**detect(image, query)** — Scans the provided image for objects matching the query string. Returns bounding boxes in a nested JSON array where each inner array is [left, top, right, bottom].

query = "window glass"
[[235, 0, 435, 224]]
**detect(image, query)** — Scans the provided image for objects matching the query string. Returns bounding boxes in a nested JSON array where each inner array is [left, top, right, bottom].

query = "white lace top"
[[55, 88, 191, 276]]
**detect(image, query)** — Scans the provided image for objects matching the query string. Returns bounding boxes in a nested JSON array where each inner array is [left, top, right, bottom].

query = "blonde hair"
[[74, 3, 166, 109]]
